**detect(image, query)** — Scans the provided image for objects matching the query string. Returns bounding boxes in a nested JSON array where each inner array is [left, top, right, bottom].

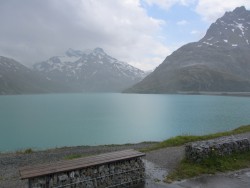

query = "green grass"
[[24, 148, 33, 154], [64, 153, 91, 160], [166, 150, 250, 182], [64, 154, 82, 160], [15, 148, 34, 154], [141, 124, 250, 152]]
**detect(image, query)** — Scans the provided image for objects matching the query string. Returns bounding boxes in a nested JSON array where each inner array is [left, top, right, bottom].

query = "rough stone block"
[[185, 136, 250, 162]]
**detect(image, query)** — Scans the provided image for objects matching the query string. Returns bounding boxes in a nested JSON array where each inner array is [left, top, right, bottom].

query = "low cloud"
[[177, 20, 189, 26], [2, 0, 248, 71], [0, 0, 169, 71], [195, 0, 250, 22], [143, 0, 250, 23], [190, 30, 200, 35]]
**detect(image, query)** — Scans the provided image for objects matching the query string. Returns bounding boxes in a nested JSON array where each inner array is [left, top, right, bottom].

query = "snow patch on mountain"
[[125, 6, 250, 93], [59, 56, 80, 63], [33, 48, 147, 92]]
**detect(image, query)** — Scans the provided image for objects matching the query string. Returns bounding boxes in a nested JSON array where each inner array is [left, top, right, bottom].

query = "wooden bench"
[[19, 149, 145, 188]]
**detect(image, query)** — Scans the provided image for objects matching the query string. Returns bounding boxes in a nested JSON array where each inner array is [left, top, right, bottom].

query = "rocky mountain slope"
[[125, 6, 250, 93], [0, 56, 70, 95], [34, 48, 146, 92]]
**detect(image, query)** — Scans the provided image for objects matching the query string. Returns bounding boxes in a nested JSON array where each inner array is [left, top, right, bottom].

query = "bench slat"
[[21, 153, 142, 179], [19, 149, 145, 179], [19, 149, 134, 171], [20, 150, 138, 177]]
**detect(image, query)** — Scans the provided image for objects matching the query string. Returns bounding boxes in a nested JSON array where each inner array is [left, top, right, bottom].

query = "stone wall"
[[29, 157, 144, 188], [185, 136, 250, 162]]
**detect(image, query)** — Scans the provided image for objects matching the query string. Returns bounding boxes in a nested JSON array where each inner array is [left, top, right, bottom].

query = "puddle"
[[143, 159, 168, 182], [245, 171, 250, 177]]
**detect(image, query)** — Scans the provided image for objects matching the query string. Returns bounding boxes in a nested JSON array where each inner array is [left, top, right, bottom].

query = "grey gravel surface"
[[145, 146, 185, 171]]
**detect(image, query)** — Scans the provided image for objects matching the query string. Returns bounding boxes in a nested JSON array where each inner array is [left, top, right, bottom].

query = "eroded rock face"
[[29, 158, 145, 188], [185, 136, 250, 162]]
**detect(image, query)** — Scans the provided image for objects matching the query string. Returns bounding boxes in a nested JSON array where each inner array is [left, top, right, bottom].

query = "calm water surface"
[[0, 93, 250, 151]]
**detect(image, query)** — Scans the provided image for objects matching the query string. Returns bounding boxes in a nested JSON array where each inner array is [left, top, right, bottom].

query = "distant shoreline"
[[2, 91, 250, 97], [175, 91, 250, 97]]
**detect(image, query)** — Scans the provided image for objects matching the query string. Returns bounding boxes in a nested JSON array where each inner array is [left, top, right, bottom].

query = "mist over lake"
[[1, 93, 250, 152]]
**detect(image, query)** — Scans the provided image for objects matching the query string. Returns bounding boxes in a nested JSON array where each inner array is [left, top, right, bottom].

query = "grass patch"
[[141, 124, 250, 152], [16, 148, 34, 154], [166, 150, 250, 182], [24, 148, 33, 154], [64, 154, 82, 160], [64, 153, 91, 160]]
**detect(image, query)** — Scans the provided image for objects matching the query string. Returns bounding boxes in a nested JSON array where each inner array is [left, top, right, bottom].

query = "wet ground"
[[175, 169, 250, 188], [142, 159, 250, 188]]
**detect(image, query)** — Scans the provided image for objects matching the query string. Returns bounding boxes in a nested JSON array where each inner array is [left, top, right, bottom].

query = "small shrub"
[[24, 148, 33, 154], [15, 148, 34, 154]]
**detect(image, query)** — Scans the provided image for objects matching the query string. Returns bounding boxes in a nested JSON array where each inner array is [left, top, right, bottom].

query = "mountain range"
[[0, 56, 73, 95], [0, 48, 146, 94], [125, 6, 250, 93], [1, 6, 250, 95], [33, 48, 146, 92]]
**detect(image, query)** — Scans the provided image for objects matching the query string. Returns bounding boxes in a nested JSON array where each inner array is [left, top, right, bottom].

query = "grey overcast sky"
[[0, 0, 250, 70]]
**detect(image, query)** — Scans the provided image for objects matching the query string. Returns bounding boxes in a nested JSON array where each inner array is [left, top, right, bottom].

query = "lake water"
[[0, 93, 250, 152]]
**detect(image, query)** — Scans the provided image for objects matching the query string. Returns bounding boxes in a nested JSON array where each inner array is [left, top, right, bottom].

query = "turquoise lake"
[[0, 93, 250, 152]]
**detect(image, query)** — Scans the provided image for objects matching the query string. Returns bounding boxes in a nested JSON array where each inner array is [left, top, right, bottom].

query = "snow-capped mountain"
[[34, 48, 146, 92], [0, 56, 70, 94], [126, 6, 250, 93], [200, 6, 250, 48]]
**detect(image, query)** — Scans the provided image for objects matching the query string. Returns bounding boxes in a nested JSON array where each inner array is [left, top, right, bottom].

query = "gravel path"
[[1, 132, 250, 188], [145, 146, 185, 171]]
